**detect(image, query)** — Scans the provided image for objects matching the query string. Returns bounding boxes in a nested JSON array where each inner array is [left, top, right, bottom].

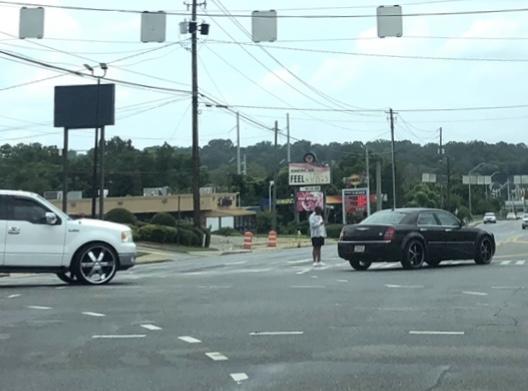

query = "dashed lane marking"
[[82, 312, 106, 317], [230, 373, 249, 384], [178, 336, 202, 344], [515, 260, 526, 265], [205, 352, 229, 361], [27, 305, 52, 310], [141, 324, 162, 331], [288, 259, 312, 264], [337, 279, 349, 283], [92, 335, 146, 339], [250, 331, 304, 336], [462, 291, 488, 296], [7, 294, 21, 298], [290, 285, 326, 289], [492, 286, 524, 290], [385, 284, 424, 289], [500, 261, 512, 266], [296, 267, 313, 275], [409, 330, 464, 335]]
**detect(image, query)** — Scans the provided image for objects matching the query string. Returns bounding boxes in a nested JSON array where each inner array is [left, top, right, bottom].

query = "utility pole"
[[438, 127, 444, 209], [389, 108, 397, 210], [98, 126, 105, 219], [376, 160, 382, 211], [62, 128, 69, 213], [365, 145, 371, 216], [236, 112, 241, 175], [191, 0, 201, 227], [439, 127, 443, 155], [272, 120, 278, 230], [243, 153, 247, 175], [286, 113, 291, 163]]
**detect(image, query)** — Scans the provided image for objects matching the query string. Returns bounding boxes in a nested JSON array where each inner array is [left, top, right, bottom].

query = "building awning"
[[205, 208, 257, 218], [326, 195, 342, 205]]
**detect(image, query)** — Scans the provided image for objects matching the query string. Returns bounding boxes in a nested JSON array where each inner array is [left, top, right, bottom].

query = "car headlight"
[[121, 230, 133, 243]]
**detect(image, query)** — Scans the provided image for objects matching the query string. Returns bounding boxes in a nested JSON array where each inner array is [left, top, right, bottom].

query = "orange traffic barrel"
[[243, 231, 253, 250], [267, 230, 277, 247]]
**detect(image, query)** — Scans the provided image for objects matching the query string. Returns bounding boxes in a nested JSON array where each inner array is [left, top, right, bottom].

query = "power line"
[[1, 1, 528, 19], [209, 40, 528, 63]]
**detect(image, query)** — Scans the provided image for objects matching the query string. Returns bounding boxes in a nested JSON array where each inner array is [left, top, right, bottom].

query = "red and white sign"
[[296, 191, 324, 212]]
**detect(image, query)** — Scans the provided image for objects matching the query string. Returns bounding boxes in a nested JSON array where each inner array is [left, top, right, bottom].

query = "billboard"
[[342, 188, 370, 224], [296, 191, 324, 212], [54, 84, 115, 129], [289, 163, 331, 186]]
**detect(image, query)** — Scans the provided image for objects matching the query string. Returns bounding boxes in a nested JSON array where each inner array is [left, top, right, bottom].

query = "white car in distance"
[[0, 190, 136, 285], [483, 212, 497, 224]]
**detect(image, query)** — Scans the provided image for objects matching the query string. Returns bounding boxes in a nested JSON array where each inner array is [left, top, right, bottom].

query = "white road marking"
[[231, 268, 271, 273], [27, 305, 52, 310], [311, 275, 319, 279], [205, 352, 228, 361], [290, 285, 326, 289], [379, 262, 399, 269], [337, 279, 349, 283], [515, 260, 526, 265], [92, 335, 146, 339], [500, 261, 512, 266], [82, 312, 106, 317], [7, 294, 21, 298], [178, 336, 202, 344], [409, 331, 464, 335], [492, 286, 524, 290], [385, 284, 424, 289], [55, 287, 67, 290], [230, 373, 249, 383], [141, 324, 162, 331], [462, 291, 488, 296], [197, 285, 232, 289], [250, 331, 304, 336], [296, 267, 313, 275]]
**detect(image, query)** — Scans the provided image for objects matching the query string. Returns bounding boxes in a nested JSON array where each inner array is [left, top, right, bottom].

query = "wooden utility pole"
[[236, 112, 241, 175], [191, 0, 201, 227]]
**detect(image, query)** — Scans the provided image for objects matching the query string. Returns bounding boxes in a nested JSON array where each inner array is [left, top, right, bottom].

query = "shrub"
[[256, 211, 272, 234], [138, 224, 178, 243], [151, 213, 177, 227], [105, 208, 137, 226], [212, 227, 241, 236], [326, 224, 343, 239], [178, 228, 200, 246]]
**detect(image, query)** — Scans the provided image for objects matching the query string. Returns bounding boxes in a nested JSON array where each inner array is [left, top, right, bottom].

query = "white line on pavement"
[[82, 312, 106, 317], [250, 331, 304, 336], [230, 373, 249, 383], [311, 275, 319, 279], [290, 285, 326, 289], [385, 284, 424, 289], [492, 286, 524, 290], [288, 259, 312, 264], [205, 352, 228, 361], [515, 260, 526, 265], [55, 287, 67, 290], [7, 294, 21, 299], [337, 279, 348, 283], [225, 261, 247, 266], [500, 261, 512, 266], [179, 336, 202, 344], [141, 324, 162, 331], [27, 305, 52, 310], [462, 291, 488, 296], [92, 335, 146, 339], [197, 285, 232, 289], [409, 331, 464, 335], [296, 267, 313, 275]]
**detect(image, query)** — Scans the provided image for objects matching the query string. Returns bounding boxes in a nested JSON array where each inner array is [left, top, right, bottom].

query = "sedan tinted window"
[[436, 212, 460, 227], [361, 211, 407, 225], [417, 213, 439, 226]]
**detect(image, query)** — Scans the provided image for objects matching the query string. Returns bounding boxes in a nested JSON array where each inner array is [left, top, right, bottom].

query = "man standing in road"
[[309, 206, 327, 266]]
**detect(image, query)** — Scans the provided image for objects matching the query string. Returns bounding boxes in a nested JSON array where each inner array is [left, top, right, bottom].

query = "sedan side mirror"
[[45, 212, 58, 225]]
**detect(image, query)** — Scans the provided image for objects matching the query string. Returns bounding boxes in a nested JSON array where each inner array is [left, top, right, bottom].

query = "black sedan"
[[338, 208, 495, 271]]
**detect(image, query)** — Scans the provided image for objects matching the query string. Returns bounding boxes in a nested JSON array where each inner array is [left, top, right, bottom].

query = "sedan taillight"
[[383, 227, 396, 241]]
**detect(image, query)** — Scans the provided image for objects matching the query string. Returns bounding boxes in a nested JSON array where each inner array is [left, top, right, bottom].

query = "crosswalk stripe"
[[500, 261, 511, 266], [515, 260, 526, 265]]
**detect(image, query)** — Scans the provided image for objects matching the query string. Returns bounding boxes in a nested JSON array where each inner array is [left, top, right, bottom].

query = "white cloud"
[[260, 64, 301, 90]]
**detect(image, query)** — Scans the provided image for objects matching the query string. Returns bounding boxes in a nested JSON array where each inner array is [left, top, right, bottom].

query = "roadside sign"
[[300, 186, 321, 192], [289, 163, 331, 186]]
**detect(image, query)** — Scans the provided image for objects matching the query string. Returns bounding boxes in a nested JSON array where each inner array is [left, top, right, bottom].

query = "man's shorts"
[[311, 237, 325, 247]]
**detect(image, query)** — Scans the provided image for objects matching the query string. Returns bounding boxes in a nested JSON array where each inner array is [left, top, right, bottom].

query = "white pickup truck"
[[0, 190, 136, 285]]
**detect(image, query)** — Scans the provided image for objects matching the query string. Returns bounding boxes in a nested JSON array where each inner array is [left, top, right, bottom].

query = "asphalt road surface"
[[1, 220, 528, 391]]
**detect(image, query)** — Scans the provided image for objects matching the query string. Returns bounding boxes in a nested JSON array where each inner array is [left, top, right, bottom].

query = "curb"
[[0, 273, 9, 278], [220, 250, 252, 256]]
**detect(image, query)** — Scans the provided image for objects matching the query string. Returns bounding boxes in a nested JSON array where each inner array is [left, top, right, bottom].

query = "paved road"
[[1, 220, 528, 390]]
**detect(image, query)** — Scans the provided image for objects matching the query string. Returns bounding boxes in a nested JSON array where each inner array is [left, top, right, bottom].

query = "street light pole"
[[191, 0, 201, 227]]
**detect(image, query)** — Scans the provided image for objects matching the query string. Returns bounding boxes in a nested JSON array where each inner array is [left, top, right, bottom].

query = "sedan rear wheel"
[[349, 259, 372, 271], [72, 243, 118, 285], [401, 239, 426, 270], [474, 237, 493, 265]]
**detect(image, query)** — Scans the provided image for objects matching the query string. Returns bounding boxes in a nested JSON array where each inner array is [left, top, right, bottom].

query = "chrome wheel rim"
[[408, 242, 425, 266], [79, 246, 116, 284], [480, 239, 492, 262]]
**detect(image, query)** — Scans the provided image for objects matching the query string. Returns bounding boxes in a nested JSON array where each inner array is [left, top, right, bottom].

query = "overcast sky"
[[1, 0, 528, 151]]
